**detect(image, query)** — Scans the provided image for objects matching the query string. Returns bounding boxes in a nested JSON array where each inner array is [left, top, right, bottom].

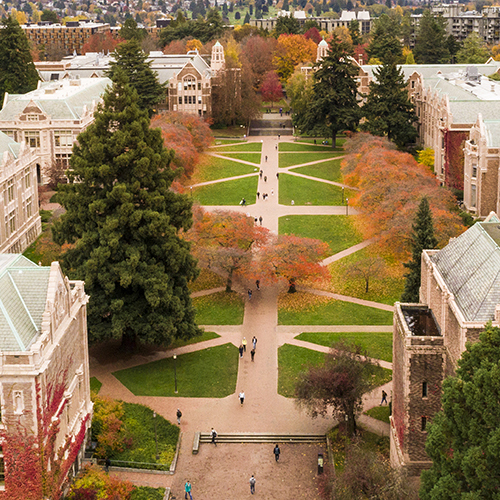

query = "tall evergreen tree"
[[366, 14, 403, 64], [53, 73, 200, 349], [348, 19, 362, 46], [119, 17, 147, 41], [456, 31, 490, 64], [401, 197, 438, 303], [413, 10, 450, 64], [362, 58, 418, 148], [0, 16, 39, 107], [420, 324, 500, 500], [107, 39, 165, 116], [295, 35, 360, 147]]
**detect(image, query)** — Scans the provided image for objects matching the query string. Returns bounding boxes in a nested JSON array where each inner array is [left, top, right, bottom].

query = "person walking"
[[210, 427, 217, 446], [248, 289, 252, 300], [259, 216, 263, 225], [255, 279, 260, 290], [264, 176, 267, 182], [259, 169, 263, 178], [242, 337, 247, 352], [249, 475, 256, 494], [239, 390, 245, 405], [257, 191, 260, 199], [242, 198, 246, 206], [265, 155, 268, 162], [273, 444, 281, 462], [239, 345, 244, 358], [185, 480, 193, 500], [276, 172, 279, 179], [252, 336, 257, 349], [271, 189, 274, 196], [251, 348, 255, 361], [381, 390, 388, 405], [176, 408, 182, 425]]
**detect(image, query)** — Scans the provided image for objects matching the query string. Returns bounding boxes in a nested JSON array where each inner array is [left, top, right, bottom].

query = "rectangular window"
[[26, 197, 32, 218], [421, 416, 427, 431], [26, 114, 39, 121], [471, 184, 477, 208], [7, 180, 14, 202], [178, 96, 182, 104], [198, 95, 202, 104], [184, 96, 188, 104], [472, 165, 477, 178], [3, 130, 15, 140], [198, 82, 201, 90], [422, 381, 428, 398], [25, 131, 40, 148], [8, 210, 16, 234], [188, 95, 192, 104], [54, 130, 72, 148], [178, 82, 182, 91], [24, 168, 31, 189]]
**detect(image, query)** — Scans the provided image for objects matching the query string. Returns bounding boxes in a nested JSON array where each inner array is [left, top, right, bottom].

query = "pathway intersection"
[[91, 134, 393, 495]]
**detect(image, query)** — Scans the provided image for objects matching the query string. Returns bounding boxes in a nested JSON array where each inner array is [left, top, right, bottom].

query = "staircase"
[[199, 432, 326, 444]]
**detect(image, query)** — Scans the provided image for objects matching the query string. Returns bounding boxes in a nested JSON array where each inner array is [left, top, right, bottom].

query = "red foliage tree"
[[260, 71, 283, 108], [150, 112, 213, 179], [240, 35, 277, 89], [304, 27, 322, 44], [162, 39, 187, 54], [82, 32, 123, 54], [341, 133, 464, 259]]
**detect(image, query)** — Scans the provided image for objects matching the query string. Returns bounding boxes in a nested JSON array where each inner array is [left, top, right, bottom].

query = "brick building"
[[391, 212, 500, 475], [0, 254, 92, 496], [0, 132, 41, 254]]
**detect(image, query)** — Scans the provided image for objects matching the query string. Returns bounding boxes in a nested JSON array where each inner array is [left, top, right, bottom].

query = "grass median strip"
[[193, 176, 258, 205], [279, 152, 342, 168], [291, 159, 342, 182], [211, 142, 262, 152], [193, 156, 258, 183], [112, 343, 239, 397], [217, 153, 261, 164], [194, 291, 245, 325]]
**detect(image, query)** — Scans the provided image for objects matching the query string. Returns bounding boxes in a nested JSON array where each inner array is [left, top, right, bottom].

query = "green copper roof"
[[0, 131, 21, 158], [0, 255, 50, 351]]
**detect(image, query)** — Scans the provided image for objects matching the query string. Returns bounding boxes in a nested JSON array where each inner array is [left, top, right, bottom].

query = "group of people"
[[239, 335, 257, 362]]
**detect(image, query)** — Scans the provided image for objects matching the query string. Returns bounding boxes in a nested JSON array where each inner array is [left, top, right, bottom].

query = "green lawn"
[[280, 142, 342, 152], [278, 344, 392, 397], [217, 153, 261, 164], [211, 142, 262, 152], [193, 156, 258, 183], [292, 159, 343, 182], [278, 296, 394, 325], [278, 174, 355, 206], [90, 377, 102, 394], [278, 215, 363, 255], [112, 343, 238, 398], [279, 152, 342, 168], [213, 139, 246, 145], [295, 331, 393, 362], [365, 405, 391, 424], [296, 137, 347, 148], [327, 247, 405, 306], [168, 331, 221, 349], [192, 176, 259, 205], [193, 291, 245, 325], [131, 487, 166, 500]]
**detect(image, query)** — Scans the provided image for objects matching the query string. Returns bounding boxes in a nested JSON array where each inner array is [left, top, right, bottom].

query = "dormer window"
[[26, 114, 39, 121]]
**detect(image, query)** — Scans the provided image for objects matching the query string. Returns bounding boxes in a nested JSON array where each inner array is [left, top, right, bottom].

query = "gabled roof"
[[0, 255, 50, 351], [431, 214, 500, 322], [0, 132, 21, 159]]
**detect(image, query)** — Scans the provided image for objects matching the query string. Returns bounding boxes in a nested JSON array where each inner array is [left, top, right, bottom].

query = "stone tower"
[[211, 41, 225, 73], [317, 38, 328, 62]]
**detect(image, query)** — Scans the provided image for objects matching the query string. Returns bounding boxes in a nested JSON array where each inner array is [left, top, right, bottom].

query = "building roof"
[[431, 214, 500, 322], [0, 77, 111, 122], [484, 120, 500, 147], [0, 255, 50, 351], [0, 132, 21, 159]]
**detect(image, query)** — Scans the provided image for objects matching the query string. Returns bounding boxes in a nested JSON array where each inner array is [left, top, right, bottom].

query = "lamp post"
[[173, 354, 178, 394], [342, 186, 345, 204], [153, 411, 159, 461], [346, 198, 349, 216]]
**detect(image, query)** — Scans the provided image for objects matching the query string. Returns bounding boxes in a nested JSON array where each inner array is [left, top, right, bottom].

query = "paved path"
[[91, 134, 392, 490]]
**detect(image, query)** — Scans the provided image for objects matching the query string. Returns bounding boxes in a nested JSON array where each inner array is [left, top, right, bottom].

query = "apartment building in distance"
[[21, 21, 110, 56], [0, 132, 41, 254], [0, 254, 92, 496], [0, 77, 111, 184]]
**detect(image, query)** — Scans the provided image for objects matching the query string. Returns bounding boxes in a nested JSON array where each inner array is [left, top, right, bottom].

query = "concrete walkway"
[[91, 134, 392, 490]]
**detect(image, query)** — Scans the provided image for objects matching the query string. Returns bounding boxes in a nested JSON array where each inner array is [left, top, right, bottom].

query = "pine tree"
[[366, 14, 403, 64], [413, 10, 450, 64], [107, 39, 165, 116], [295, 34, 360, 147], [456, 32, 490, 64], [401, 197, 438, 303], [420, 324, 500, 499], [0, 16, 39, 106], [362, 58, 418, 148], [244, 11, 250, 23], [53, 72, 200, 349]]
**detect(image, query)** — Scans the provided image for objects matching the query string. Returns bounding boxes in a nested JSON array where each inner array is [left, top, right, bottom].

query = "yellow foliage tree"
[[225, 38, 241, 65], [186, 38, 203, 52], [273, 34, 317, 83], [417, 148, 435, 170], [331, 26, 352, 46]]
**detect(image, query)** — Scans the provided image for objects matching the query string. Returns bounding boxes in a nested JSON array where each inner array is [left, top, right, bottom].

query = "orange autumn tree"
[[342, 133, 464, 259], [186, 207, 270, 291], [151, 112, 213, 179], [82, 32, 124, 54], [273, 34, 317, 83]]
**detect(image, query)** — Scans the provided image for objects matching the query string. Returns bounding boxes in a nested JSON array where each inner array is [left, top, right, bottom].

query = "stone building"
[[0, 254, 92, 495], [0, 132, 41, 254], [0, 77, 110, 184], [391, 212, 500, 475]]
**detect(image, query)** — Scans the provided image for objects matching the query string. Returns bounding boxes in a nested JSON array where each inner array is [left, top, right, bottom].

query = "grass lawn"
[[213, 139, 246, 145], [295, 331, 393, 362], [131, 487, 165, 500], [278, 344, 392, 397], [327, 247, 405, 306], [217, 153, 261, 164], [193, 291, 245, 325], [211, 142, 262, 152], [278, 215, 363, 255], [278, 293, 394, 325], [95, 401, 179, 469], [112, 343, 238, 398], [193, 156, 258, 183], [292, 159, 342, 182], [365, 405, 391, 424], [189, 268, 225, 292], [278, 174, 356, 206], [296, 137, 347, 148], [192, 176, 258, 206], [90, 377, 102, 394], [279, 152, 342, 168], [280, 142, 342, 152], [211, 126, 247, 137]]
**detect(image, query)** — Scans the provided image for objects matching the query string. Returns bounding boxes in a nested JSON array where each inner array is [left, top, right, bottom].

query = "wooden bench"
[[192, 431, 201, 454]]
